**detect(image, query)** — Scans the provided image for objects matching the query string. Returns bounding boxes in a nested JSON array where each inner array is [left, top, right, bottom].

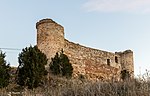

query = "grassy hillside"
[[0, 75, 150, 96]]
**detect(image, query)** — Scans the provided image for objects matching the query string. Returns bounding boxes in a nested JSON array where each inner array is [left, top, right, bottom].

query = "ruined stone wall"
[[36, 18, 134, 80], [64, 40, 121, 80]]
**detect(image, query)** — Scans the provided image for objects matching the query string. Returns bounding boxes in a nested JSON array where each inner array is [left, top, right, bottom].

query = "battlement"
[[36, 18, 134, 80]]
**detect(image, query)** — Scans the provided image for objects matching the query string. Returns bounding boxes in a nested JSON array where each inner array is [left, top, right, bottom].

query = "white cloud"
[[83, 0, 150, 13]]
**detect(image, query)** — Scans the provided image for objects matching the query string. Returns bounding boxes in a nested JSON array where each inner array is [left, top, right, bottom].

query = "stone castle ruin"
[[36, 19, 134, 80]]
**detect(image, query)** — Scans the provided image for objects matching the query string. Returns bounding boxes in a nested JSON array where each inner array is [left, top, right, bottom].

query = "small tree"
[[16, 46, 48, 89], [0, 51, 10, 88], [50, 50, 73, 78]]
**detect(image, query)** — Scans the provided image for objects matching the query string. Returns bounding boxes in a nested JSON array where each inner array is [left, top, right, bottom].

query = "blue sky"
[[0, 0, 150, 76]]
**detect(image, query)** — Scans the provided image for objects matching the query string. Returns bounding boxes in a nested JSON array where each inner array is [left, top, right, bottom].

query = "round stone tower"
[[120, 50, 134, 78], [36, 19, 65, 64]]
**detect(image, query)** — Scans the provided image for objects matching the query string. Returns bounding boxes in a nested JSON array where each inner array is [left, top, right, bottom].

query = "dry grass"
[[1, 75, 150, 96]]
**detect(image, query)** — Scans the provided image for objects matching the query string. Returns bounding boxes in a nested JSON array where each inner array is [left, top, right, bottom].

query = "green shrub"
[[50, 50, 73, 78], [0, 51, 10, 88], [16, 46, 48, 89]]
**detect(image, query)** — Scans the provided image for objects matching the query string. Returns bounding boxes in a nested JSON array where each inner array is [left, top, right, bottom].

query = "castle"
[[36, 19, 134, 80]]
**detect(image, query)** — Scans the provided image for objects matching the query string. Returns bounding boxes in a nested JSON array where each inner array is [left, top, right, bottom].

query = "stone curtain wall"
[[64, 40, 121, 80], [36, 19, 134, 80]]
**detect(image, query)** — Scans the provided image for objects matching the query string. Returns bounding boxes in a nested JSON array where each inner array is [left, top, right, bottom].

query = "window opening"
[[115, 56, 118, 63], [107, 59, 110, 66]]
